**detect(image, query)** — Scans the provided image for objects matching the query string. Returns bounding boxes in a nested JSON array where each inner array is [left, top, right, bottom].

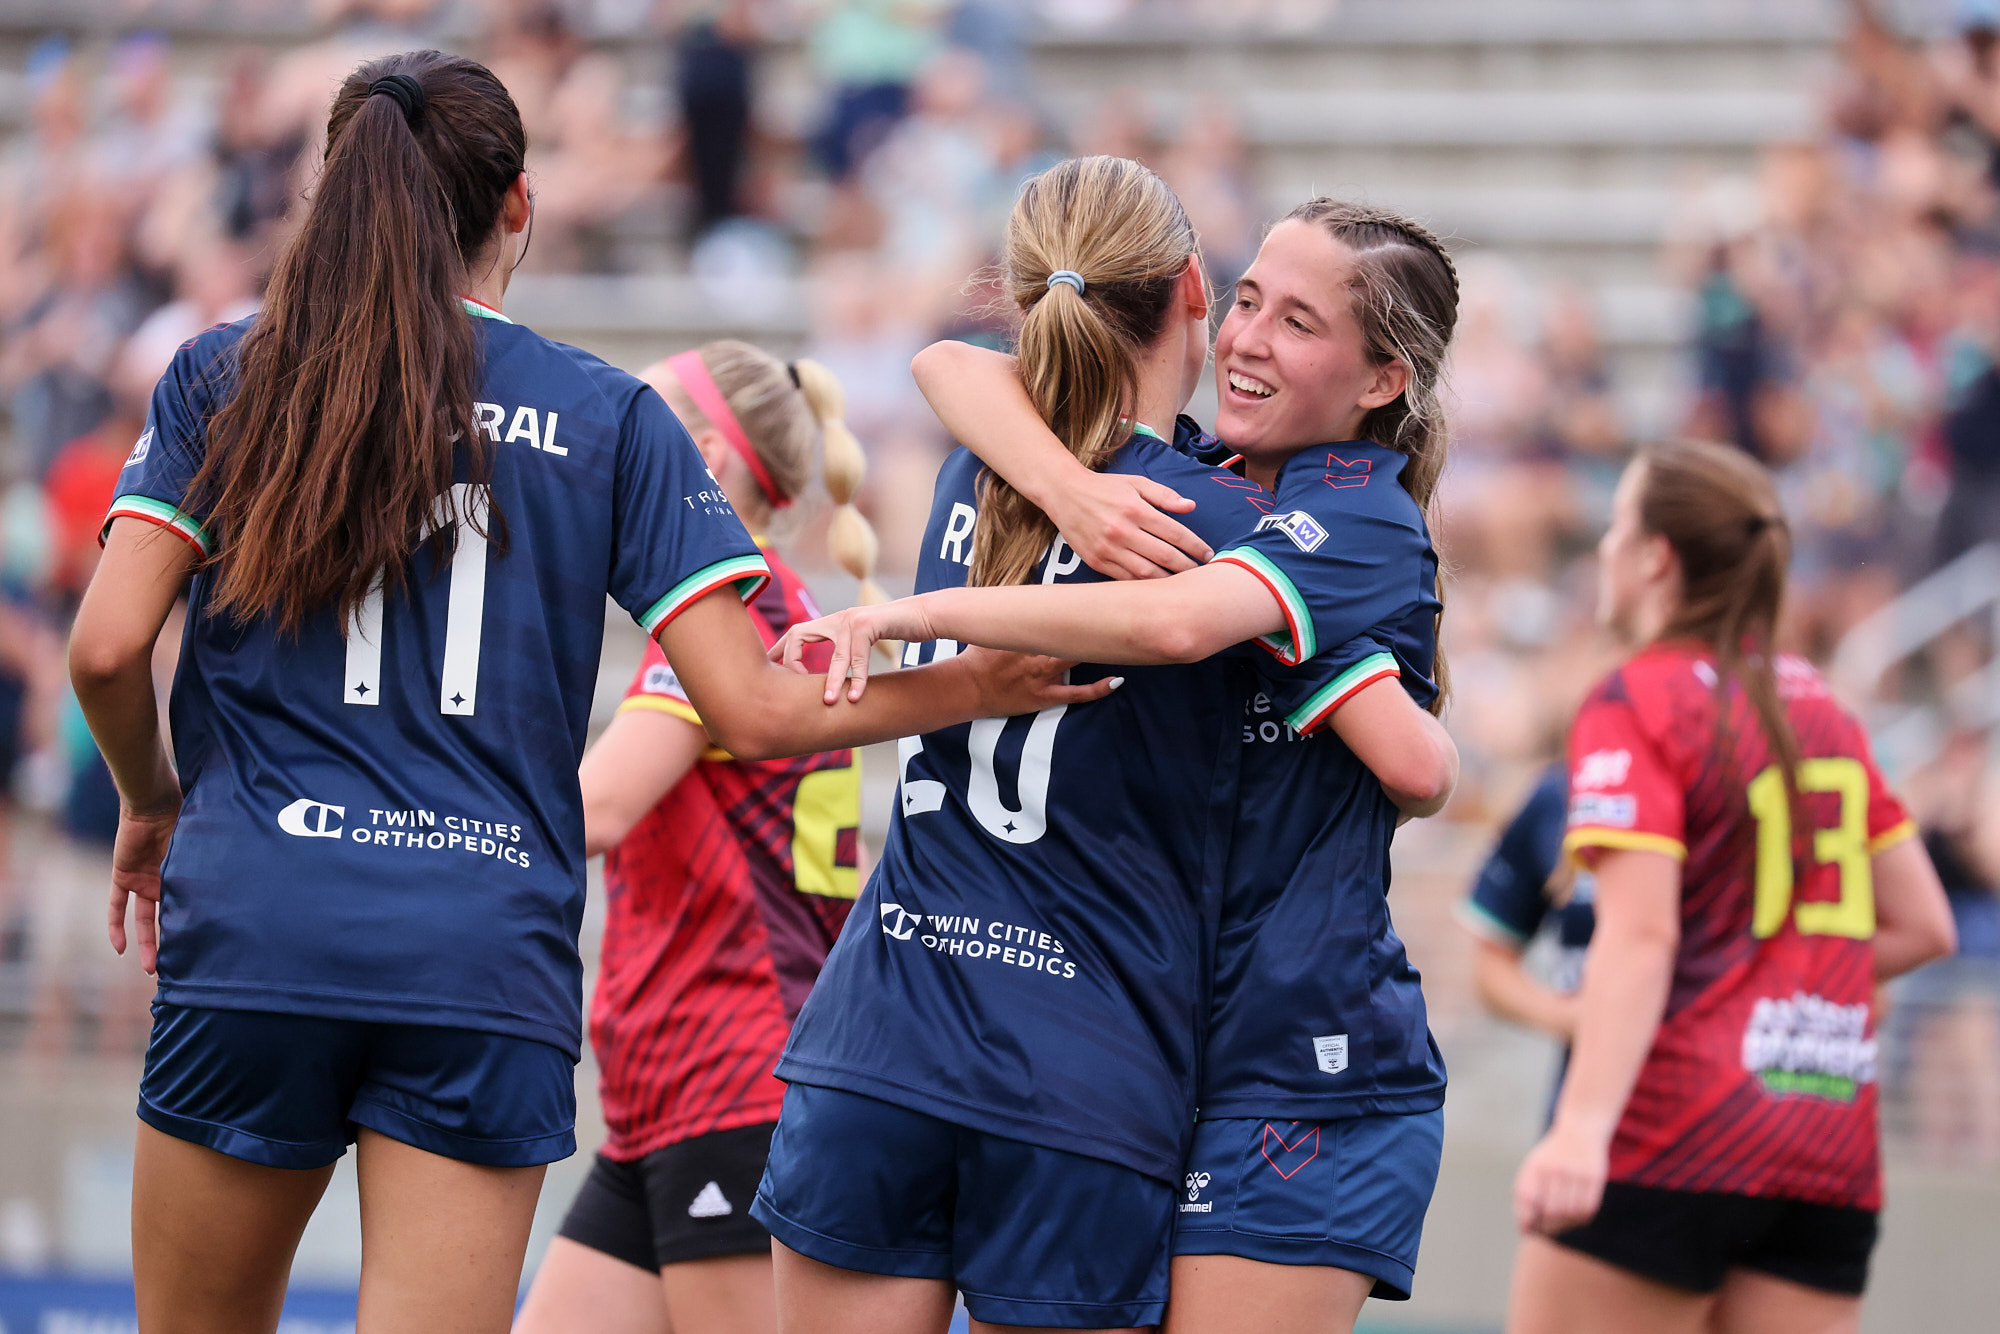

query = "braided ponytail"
[[792, 358, 887, 608]]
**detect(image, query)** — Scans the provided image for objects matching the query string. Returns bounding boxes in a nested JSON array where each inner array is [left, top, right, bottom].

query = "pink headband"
[[666, 350, 790, 509]]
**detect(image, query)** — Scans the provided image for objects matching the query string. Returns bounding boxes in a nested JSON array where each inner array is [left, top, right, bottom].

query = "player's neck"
[[1128, 324, 1193, 443]]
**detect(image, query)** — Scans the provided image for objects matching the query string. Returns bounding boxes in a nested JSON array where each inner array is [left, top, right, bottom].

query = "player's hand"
[[1512, 1120, 1609, 1236], [109, 795, 180, 976], [1048, 471, 1211, 580], [958, 648, 1122, 718], [772, 599, 938, 704]]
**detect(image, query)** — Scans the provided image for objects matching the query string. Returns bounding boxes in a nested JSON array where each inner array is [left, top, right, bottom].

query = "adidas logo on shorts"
[[688, 1181, 734, 1218]]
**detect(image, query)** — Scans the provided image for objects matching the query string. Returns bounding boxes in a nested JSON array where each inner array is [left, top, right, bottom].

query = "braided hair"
[[1282, 198, 1460, 711]]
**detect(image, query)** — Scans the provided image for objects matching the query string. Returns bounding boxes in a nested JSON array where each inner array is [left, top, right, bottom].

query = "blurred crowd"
[[0, 0, 1994, 1157]]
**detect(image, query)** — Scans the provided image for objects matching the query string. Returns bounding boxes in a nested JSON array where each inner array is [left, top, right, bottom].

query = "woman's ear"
[[1180, 254, 1210, 324], [504, 173, 532, 235], [1358, 358, 1410, 412], [689, 426, 732, 479], [1642, 532, 1679, 590]]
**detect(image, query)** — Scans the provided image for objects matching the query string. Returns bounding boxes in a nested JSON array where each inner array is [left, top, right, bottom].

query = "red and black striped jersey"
[[592, 546, 860, 1159], [1565, 641, 1915, 1210]]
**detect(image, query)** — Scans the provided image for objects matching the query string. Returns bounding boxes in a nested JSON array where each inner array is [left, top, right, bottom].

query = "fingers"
[[1049, 675, 1124, 705], [1126, 527, 1202, 575], [108, 884, 128, 956], [1135, 510, 1212, 566], [136, 893, 159, 976], [845, 640, 872, 703], [1135, 477, 1198, 514]]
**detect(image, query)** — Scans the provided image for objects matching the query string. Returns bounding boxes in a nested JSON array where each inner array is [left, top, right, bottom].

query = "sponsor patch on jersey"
[[1568, 792, 1637, 828], [1312, 1033, 1349, 1076], [641, 663, 683, 696], [1741, 992, 1875, 1102], [125, 429, 153, 467], [1573, 747, 1632, 790], [1256, 509, 1328, 553]]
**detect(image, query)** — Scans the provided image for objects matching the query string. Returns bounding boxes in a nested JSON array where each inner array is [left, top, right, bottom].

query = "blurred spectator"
[[522, 55, 670, 271], [1160, 98, 1258, 286], [675, 1, 760, 240], [1, 191, 149, 480], [807, 0, 947, 182]]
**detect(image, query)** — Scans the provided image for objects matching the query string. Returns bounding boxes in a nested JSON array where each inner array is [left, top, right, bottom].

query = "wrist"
[[1548, 1106, 1619, 1149]]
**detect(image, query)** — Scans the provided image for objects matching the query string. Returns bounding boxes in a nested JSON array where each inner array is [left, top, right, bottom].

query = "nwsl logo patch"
[[1256, 510, 1328, 553]]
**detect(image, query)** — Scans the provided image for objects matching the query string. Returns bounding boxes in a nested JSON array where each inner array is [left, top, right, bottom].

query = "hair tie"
[[786, 361, 802, 390], [666, 350, 791, 509], [368, 74, 426, 128], [1046, 270, 1086, 296]]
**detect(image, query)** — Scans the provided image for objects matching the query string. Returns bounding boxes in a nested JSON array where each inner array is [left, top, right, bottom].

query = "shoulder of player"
[[166, 316, 255, 402], [489, 323, 654, 425], [1272, 443, 1423, 529]]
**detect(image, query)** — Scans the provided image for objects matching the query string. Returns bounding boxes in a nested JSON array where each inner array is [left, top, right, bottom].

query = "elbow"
[[1922, 913, 1960, 968], [1385, 742, 1458, 816], [705, 709, 784, 762], [68, 633, 143, 697], [1135, 617, 1214, 665]]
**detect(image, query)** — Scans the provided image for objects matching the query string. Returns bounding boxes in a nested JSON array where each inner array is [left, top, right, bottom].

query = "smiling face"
[[1213, 219, 1408, 473]]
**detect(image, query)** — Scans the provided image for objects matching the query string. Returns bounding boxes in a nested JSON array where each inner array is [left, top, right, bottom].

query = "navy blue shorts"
[[138, 1003, 576, 1170], [750, 1082, 1173, 1328], [1172, 1108, 1443, 1300]]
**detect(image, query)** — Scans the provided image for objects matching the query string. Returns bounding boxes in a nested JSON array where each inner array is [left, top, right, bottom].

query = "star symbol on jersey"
[[352, 682, 369, 697], [1003, 821, 1017, 834], [450, 693, 465, 707]]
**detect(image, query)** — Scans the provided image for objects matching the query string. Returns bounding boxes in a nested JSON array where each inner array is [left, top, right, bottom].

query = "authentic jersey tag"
[[1256, 509, 1328, 553], [1313, 1033, 1349, 1075]]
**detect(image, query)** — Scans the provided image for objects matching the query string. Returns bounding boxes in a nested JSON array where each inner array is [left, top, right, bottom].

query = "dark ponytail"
[[1636, 438, 1804, 819], [192, 50, 526, 633]]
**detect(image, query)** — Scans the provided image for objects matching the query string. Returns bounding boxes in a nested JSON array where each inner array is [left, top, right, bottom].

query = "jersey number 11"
[[342, 483, 489, 716]]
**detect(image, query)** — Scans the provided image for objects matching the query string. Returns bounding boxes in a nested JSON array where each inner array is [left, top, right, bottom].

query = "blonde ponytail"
[[793, 358, 887, 608], [971, 156, 1202, 588]]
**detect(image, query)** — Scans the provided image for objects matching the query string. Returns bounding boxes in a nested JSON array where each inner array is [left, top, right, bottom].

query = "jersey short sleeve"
[[621, 640, 703, 728], [610, 387, 770, 636], [1562, 680, 1687, 867], [1257, 633, 1402, 736], [1210, 447, 1428, 672], [1860, 735, 1917, 856], [1460, 769, 1568, 948], [101, 327, 234, 557]]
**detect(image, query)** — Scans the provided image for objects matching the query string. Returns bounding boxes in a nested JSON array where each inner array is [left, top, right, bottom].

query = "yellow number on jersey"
[[792, 760, 863, 900], [1747, 757, 1873, 940]]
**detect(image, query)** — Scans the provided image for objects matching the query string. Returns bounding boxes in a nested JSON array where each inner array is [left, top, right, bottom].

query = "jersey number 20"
[[1747, 757, 1873, 940], [897, 640, 1064, 845], [342, 483, 489, 716]]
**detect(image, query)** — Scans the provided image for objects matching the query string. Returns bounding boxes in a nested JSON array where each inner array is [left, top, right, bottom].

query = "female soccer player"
[[514, 342, 882, 1334], [67, 52, 1107, 1334], [1507, 439, 1957, 1334], [774, 198, 1462, 1334]]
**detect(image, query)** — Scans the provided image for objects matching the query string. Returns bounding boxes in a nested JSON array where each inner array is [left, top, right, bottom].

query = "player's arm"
[[910, 340, 1211, 578], [1470, 937, 1577, 1041], [578, 709, 707, 857], [1323, 678, 1457, 817], [69, 518, 196, 973], [658, 590, 1117, 761], [1871, 834, 1955, 980], [1513, 847, 1680, 1236], [770, 565, 1286, 704]]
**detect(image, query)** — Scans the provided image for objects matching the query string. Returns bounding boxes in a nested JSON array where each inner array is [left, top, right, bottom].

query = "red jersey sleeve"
[[619, 639, 704, 728], [1563, 677, 1689, 868], [1858, 736, 1917, 856]]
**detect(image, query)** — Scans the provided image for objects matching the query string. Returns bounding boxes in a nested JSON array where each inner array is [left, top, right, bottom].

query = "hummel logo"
[[688, 1181, 733, 1218]]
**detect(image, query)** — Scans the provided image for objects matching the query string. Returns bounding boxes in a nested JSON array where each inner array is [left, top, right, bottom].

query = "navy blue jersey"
[[777, 430, 1267, 1182], [1460, 765, 1597, 992], [1200, 441, 1448, 1120], [104, 303, 768, 1056]]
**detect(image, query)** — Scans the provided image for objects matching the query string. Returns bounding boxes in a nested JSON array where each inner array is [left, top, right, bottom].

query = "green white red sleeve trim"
[[639, 553, 771, 636], [1212, 546, 1315, 666], [101, 494, 214, 559], [1285, 651, 1400, 734]]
